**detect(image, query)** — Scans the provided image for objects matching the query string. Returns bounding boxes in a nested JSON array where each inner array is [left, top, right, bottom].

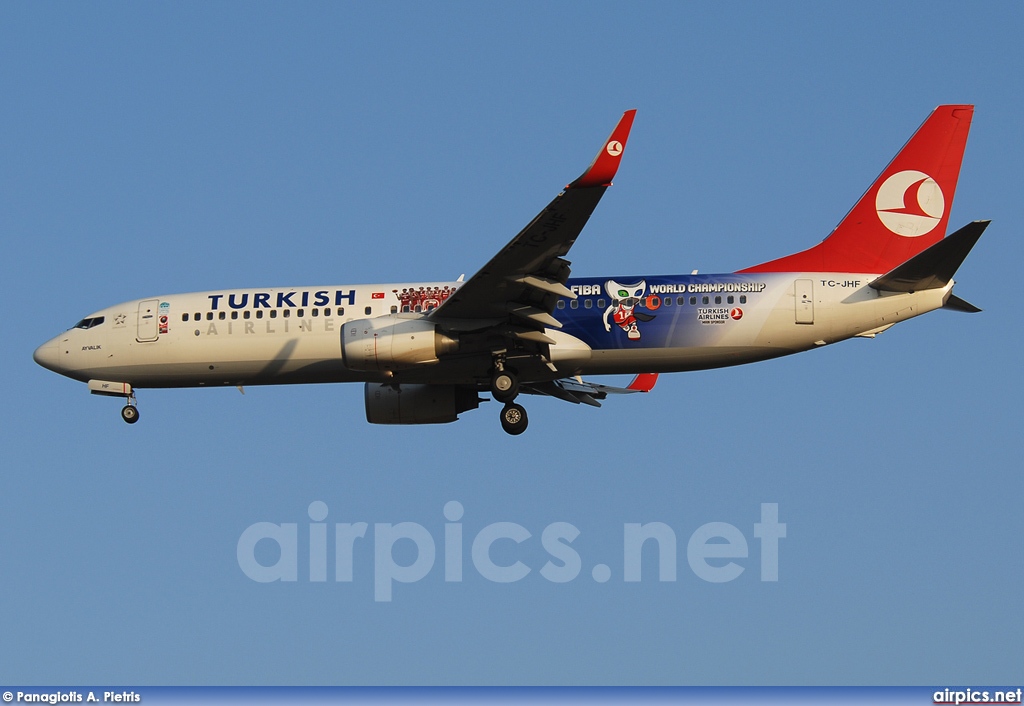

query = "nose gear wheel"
[[121, 404, 139, 424]]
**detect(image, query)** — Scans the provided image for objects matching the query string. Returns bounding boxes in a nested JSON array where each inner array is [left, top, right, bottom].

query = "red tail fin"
[[739, 105, 974, 274]]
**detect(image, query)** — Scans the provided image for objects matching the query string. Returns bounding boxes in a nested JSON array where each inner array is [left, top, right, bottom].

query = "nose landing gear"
[[120, 393, 139, 424]]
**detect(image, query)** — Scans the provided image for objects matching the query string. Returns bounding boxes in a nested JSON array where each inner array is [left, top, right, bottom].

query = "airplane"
[[34, 105, 986, 435]]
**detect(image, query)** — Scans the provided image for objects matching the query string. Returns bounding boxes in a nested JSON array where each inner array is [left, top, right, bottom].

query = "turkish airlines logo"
[[730, 308, 743, 320], [875, 170, 944, 237], [606, 140, 623, 157]]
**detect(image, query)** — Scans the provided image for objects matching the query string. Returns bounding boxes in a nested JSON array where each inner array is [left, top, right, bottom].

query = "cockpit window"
[[73, 316, 105, 330]]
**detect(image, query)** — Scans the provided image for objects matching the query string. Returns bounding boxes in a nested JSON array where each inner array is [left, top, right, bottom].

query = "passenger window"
[[283, 310, 290, 318], [702, 296, 709, 305], [556, 300, 565, 309], [597, 299, 606, 308], [689, 297, 696, 305], [219, 312, 226, 320], [194, 312, 200, 321], [256, 310, 263, 319], [207, 312, 214, 320], [365, 306, 372, 315], [715, 296, 721, 305], [296, 309, 304, 317], [663, 297, 672, 307], [270, 310, 278, 319], [181, 313, 189, 322], [390, 306, 398, 314], [312, 308, 319, 317], [243, 310, 251, 319], [337, 307, 345, 316], [570, 300, 578, 309], [727, 296, 734, 304], [231, 311, 238, 320], [584, 299, 592, 309], [677, 297, 685, 305], [740, 295, 747, 304]]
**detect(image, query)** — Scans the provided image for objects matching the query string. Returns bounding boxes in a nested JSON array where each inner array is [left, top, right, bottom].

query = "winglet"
[[627, 372, 659, 392], [569, 109, 637, 189]]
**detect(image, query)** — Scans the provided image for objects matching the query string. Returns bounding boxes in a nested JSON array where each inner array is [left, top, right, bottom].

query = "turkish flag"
[[371, 292, 385, 299]]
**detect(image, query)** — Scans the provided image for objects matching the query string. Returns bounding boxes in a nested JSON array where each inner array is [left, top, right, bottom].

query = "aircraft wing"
[[523, 373, 658, 408], [430, 110, 637, 330]]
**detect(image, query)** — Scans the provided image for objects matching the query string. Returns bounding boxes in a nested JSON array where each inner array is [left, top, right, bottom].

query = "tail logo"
[[875, 170, 945, 237], [606, 140, 623, 157]]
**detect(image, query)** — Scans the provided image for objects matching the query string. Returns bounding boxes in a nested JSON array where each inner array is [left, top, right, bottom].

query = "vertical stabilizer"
[[740, 105, 973, 274]]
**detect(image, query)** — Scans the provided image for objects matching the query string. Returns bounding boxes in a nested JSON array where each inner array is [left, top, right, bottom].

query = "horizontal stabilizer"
[[870, 220, 988, 293], [943, 293, 982, 313]]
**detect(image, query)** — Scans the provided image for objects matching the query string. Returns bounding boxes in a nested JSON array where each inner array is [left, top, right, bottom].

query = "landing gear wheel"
[[500, 403, 528, 436], [121, 404, 140, 424], [491, 370, 519, 402]]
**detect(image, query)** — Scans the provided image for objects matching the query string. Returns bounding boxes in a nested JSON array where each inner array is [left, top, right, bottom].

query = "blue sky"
[[2, 1, 1022, 686]]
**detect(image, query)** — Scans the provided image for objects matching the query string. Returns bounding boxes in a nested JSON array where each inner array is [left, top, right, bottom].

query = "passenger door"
[[794, 279, 814, 324], [137, 299, 160, 342]]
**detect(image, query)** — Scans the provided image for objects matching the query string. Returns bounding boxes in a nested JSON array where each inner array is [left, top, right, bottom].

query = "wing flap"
[[509, 274, 576, 300], [508, 305, 562, 329]]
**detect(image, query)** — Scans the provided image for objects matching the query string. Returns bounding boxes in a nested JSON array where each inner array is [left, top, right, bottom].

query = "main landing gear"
[[491, 357, 528, 435], [500, 402, 528, 436], [120, 393, 140, 424], [491, 370, 519, 402]]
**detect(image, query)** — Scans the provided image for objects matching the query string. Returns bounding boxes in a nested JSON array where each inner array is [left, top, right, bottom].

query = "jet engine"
[[342, 317, 458, 372], [364, 383, 482, 425]]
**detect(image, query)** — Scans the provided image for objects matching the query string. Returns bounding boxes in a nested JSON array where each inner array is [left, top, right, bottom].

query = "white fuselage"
[[34, 274, 952, 391]]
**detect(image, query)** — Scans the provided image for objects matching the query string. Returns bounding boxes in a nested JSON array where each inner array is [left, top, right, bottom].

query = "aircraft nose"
[[33, 338, 61, 372]]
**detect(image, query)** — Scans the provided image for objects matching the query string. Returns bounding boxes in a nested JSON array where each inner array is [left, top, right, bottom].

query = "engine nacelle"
[[342, 317, 458, 372], [364, 383, 482, 425]]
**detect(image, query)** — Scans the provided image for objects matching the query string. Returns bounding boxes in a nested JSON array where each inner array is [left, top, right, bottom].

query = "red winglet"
[[627, 372, 659, 392], [569, 109, 637, 189]]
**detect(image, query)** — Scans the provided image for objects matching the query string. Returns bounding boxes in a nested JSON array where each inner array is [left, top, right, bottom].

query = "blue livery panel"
[[559, 274, 781, 351]]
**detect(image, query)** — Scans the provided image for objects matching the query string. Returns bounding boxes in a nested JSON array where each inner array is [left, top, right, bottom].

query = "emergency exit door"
[[795, 279, 814, 324]]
